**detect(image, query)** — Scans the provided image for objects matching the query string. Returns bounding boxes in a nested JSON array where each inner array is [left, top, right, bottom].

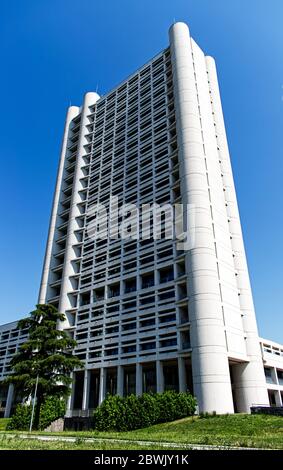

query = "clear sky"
[[0, 0, 282, 342]]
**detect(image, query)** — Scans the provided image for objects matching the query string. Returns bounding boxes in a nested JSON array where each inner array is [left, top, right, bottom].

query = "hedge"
[[6, 396, 66, 431], [93, 390, 197, 431]]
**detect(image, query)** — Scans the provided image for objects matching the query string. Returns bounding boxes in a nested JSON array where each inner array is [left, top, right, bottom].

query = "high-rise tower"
[[39, 22, 269, 413]]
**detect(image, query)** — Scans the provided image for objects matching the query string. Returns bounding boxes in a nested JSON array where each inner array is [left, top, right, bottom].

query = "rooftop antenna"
[[95, 84, 99, 94]]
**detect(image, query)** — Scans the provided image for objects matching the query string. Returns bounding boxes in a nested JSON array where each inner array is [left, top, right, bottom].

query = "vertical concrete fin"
[[169, 22, 234, 413], [38, 105, 80, 304]]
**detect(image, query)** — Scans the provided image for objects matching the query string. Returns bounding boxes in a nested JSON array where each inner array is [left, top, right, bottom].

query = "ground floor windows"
[[143, 365, 156, 393], [89, 370, 100, 408], [69, 357, 192, 413]]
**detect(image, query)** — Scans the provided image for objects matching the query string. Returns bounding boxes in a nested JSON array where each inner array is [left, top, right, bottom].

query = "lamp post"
[[29, 314, 42, 432], [29, 374, 39, 432]]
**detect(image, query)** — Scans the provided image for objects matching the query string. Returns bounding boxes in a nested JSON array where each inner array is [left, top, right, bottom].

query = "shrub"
[[155, 390, 196, 423], [39, 396, 66, 430], [7, 396, 66, 430], [6, 403, 31, 431], [93, 394, 127, 431], [138, 392, 159, 427], [93, 390, 197, 431]]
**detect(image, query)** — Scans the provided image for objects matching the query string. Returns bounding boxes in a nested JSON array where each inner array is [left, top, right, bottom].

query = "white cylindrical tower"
[[169, 22, 234, 413], [38, 105, 80, 304], [58, 92, 100, 329], [206, 57, 269, 411]]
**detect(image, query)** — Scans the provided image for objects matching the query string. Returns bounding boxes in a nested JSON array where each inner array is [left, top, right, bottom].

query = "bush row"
[[93, 390, 197, 431], [6, 396, 66, 430]]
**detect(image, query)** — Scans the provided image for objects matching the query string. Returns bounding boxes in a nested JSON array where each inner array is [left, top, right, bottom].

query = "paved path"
[[0, 432, 260, 450]]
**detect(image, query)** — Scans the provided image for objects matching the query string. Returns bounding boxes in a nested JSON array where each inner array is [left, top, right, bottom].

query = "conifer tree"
[[5, 304, 82, 428]]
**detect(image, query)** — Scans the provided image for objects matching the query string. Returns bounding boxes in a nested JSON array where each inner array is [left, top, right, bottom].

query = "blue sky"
[[0, 0, 282, 342]]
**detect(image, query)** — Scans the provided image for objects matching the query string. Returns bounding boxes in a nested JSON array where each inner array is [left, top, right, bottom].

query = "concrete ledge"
[[64, 417, 94, 431], [251, 406, 283, 416]]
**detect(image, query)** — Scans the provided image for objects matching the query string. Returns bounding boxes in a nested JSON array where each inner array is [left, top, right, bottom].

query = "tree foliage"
[[5, 304, 82, 427]]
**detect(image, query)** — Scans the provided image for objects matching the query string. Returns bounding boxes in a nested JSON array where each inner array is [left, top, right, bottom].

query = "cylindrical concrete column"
[[4, 384, 14, 418], [206, 56, 269, 411], [58, 92, 100, 328], [274, 390, 282, 406], [169, 22, 234, 413], [136, 363, 143, 396], [117, 365, 124, 397], [178, 357, 187, 393], [82, 369, 90, 411], [66, 372, 75, 414], [38, 105, 80, 304], [156, 360, 164, 393], [99, 368, 106, 405]]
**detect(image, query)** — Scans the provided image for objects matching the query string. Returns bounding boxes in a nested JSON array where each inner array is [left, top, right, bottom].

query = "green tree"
[[5, 304, 82, 429]]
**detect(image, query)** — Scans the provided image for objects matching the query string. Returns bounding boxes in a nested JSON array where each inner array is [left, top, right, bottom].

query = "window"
[[106, 325, 119, 335], [93, 288, 104, 302], [122, 322, 136, 331], [80, 291, 90, 306], [105, 348, 118, 356], [264, 368, 273, 384], [159, 314, 175, 324], [122, 345, 136, 353], [160, 338, 177, 348], [277, 370, 283, 385], [141, 273, 155, 289], [140, 341, 156, 351], [159, 267, 174, 283], [140, 318, 155, 328], [159, 289, 175, 300], [109, 283, 120, 298], [140, 295, 155, 305], [124, 278, 137, 294]]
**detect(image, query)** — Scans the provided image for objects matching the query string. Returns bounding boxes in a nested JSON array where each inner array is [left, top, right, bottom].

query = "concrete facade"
[[0, 321, 28, 417], [1, 22, 279, 417], [260, 338, 283, 407]]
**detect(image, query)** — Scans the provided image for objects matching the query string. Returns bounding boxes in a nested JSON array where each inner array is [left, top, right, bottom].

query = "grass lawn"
[[0, 414, 282, 449], [0, 419, 9, 431], [0, 435, 180, 450], [123, 413, 283, 449]]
